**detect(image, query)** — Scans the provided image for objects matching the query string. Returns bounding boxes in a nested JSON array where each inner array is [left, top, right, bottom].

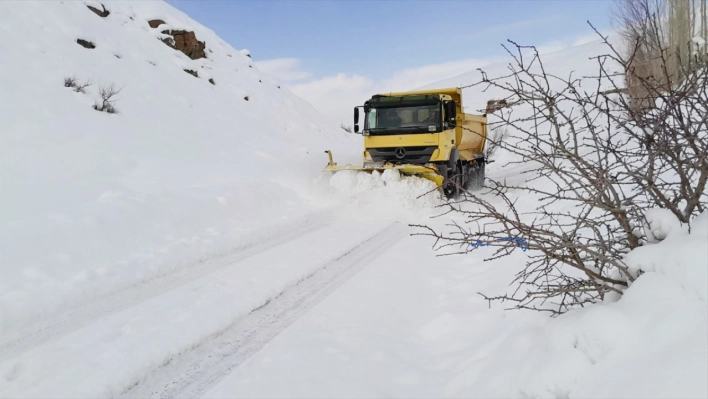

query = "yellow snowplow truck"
[[325, 87, 487, 197]]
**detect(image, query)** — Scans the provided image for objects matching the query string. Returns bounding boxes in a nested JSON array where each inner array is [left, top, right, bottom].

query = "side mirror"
[[444, 101, 457, 127], [354, 107, 360, 125], [354, 124, 360, 133]]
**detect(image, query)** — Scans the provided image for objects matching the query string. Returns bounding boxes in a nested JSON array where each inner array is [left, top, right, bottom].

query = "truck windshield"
[[365, 105, 441, 134]]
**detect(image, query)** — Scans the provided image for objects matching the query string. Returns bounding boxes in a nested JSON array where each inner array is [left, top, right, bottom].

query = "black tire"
[[466, 161, 485, 191], [443, 163, 462, 198]]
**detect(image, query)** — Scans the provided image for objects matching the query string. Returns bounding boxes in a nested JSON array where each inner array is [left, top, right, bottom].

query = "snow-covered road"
[[0, 212, 413, 398], [123, 222, 407, 398]]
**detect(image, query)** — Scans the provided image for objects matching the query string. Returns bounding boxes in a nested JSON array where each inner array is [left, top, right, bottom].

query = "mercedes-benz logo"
[[394, 147, 406, 159]]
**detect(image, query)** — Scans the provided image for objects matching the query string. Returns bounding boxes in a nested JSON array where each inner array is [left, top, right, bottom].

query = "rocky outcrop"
[[148, 20, 206, 60], [87, 4, 110, 18], [184, 69, 198, 78], [162, 30, 206, 60]]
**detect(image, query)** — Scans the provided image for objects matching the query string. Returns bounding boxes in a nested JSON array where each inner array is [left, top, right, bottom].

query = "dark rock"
[[87, 4, 110, 17], [77, 39, 95, 49], [148, 19, 166, 28], [209, 78, 215, 85], [244, 96, 249, 101], [184, 69, 198, 78]]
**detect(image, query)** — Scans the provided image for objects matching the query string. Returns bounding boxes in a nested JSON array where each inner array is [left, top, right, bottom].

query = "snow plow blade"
[[324, 150, 444, 187]]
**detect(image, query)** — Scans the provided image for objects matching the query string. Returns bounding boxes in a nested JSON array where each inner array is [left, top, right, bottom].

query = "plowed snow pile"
[[327, 169, 444, 219], [0, 1, 359, 334]]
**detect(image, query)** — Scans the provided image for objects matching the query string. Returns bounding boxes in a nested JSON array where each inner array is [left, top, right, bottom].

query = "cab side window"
[[367, 109, 378, 128]]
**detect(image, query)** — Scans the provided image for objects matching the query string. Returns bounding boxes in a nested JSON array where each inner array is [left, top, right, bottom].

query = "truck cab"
[[353, 88, 487, 196]]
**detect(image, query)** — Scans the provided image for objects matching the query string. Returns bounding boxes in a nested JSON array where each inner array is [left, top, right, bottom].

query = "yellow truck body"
[[325, 87, 488, 196]]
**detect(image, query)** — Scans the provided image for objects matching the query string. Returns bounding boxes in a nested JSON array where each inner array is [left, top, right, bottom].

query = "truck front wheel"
[[466, 161, 485, 191], [442, 165, 462, 198]]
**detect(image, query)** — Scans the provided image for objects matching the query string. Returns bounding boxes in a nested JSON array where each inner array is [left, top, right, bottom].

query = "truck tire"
[[466, 161, 485, 191], [443, 163, 462, 198]]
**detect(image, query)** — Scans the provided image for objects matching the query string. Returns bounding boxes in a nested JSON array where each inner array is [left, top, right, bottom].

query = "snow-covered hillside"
[[0, 1, 360, 334], [0, 2, 443, 397]]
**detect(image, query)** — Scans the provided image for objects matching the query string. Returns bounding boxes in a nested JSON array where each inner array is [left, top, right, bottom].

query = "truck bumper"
[[324, 151, 444, 187]]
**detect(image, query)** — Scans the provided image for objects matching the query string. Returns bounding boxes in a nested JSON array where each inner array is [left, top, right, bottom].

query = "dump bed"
[[458, 113, 486, 161]]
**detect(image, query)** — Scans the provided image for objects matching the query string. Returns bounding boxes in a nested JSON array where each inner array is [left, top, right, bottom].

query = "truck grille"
[[368, 146, 437, 164]]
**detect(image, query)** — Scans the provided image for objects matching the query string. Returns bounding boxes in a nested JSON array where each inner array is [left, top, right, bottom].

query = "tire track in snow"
[[0, 210, 337, 361], [121, 222, 408, 399]]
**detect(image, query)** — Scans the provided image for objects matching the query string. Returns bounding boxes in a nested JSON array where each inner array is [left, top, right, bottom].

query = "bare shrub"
[[93, 84, 122, 114], [64, 76, 92, 93], [75, 80, 93, 94], [64, 75, 77, 89], [413, 29, 708, 315]]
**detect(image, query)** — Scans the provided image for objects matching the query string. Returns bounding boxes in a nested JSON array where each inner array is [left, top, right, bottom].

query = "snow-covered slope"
[[0, 1, 359, 335], [420, 36, 623, 111]]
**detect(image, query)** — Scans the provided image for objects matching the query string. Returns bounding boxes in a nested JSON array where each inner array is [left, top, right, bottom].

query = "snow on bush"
[[628, 211, 708, 300], [643, 208, 688, 243]]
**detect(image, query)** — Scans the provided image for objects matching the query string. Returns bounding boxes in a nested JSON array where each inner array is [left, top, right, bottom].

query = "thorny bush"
[[413, 26, 707, 315]]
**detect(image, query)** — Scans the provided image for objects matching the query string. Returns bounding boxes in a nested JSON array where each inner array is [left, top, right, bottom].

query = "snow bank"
[[467, 211, 708, 398], [0, 0, 358, 335]]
